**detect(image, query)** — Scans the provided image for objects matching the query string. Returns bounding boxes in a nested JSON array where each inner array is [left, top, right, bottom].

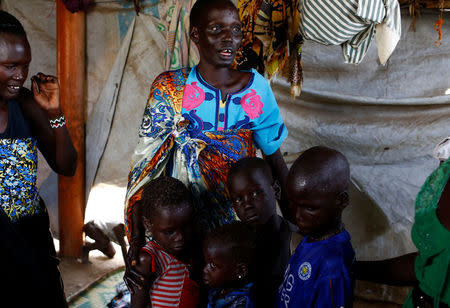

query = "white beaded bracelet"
[[49, 115, 66, 129]]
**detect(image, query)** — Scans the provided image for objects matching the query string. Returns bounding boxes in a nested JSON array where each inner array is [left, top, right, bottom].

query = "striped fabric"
[[298, 0, 401, 64], [142, 241, 192, 308]]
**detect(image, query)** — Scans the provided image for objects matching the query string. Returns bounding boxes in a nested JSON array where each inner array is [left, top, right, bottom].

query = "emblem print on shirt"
[[298, 262, 312, 280]]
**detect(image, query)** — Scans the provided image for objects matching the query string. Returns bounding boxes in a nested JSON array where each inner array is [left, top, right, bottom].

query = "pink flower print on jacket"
[[240, 89, 263, 119], [182, 82, 205, 111]]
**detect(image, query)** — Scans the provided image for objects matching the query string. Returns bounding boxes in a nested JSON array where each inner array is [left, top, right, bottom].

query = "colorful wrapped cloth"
[[403, 158, 450, 307], [125, 68, 258, 236]]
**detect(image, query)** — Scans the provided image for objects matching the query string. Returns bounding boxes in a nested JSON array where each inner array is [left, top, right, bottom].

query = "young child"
[[226, 157, 298, 307], [203, 221, 256, 308], [276, 146, 355, 308], [130, 176, 200, 308], [81, 220, 127, 263]]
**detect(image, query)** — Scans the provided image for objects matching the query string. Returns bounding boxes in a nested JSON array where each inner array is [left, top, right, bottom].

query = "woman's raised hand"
[[31, 73, 61, 114]]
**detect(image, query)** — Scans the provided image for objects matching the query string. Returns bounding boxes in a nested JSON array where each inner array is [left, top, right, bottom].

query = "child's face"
[[287, 182, 341, 236], [146, 203, 193, 257], [202, 244, 239, 288], [191, 2, 242, 68], [228, 169, 277, 228], [0, 34, 31, 102]]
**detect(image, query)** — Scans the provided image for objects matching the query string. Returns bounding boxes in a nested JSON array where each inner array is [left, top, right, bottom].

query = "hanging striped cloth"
[[298, 0, 401, 64]]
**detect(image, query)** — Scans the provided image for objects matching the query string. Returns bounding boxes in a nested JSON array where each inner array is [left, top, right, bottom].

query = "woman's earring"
[[238, 274, 242, 279]]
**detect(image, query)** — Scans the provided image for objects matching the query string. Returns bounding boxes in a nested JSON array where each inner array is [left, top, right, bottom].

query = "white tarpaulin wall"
[[2, 1, 450, 297]]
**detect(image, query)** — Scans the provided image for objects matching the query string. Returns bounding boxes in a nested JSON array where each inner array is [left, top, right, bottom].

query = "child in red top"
[[130, 176, 199, 308]]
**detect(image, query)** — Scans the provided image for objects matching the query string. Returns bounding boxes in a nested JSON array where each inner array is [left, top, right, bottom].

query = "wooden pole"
[[57, 1, 86, 257]]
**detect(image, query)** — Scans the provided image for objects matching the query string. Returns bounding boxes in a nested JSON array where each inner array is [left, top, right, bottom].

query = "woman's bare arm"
[[436, 179, 450, 230], [264, 149, 291, 221], [355, 252, 418, 286], [19, 74, 77, 176]]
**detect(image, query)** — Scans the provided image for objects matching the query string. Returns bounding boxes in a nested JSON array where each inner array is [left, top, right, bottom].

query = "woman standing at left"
[[0, 11, 77, 307]]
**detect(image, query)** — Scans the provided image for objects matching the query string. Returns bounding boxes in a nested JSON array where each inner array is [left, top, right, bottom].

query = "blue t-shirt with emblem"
[[181, 66, 287, 155], [275, 230, 355, 308]]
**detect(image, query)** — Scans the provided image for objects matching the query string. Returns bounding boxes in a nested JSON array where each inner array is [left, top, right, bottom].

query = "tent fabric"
[[2, 1, 450, 301]]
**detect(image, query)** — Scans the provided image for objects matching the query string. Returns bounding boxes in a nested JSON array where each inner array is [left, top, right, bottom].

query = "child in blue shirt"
[[202, 221, 256, 308], [275, 146, 355, 308]]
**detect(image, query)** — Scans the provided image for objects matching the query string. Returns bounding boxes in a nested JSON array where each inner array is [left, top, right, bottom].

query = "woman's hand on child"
[[31, 73, 61, 117], [124, 239, 146, 294]]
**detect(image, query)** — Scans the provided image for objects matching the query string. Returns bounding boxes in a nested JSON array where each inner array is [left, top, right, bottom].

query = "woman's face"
[[0, 33, 31, 102], [192, 2, 242, 68]]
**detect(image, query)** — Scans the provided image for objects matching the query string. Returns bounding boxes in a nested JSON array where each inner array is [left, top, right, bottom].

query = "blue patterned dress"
[[0, 99, 66, 307], [0, 100, 42, 222]]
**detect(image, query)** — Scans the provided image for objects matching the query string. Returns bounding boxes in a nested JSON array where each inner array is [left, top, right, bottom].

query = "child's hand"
[[31, 73, 61, 115], [124, 239, 146, 294]]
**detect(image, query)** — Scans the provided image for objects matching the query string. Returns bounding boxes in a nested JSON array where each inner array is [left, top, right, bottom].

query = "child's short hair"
[[205, 221, 256, 265], [189, 0, 236, 31], [141, 176, 193, 219], [0, 11, 26, 36], [290, 146, 350, 195], [227, 157, 273, 186]]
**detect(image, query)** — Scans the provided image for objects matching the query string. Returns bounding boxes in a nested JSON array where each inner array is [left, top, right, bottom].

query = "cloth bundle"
[[434, 137, 450, 162], [298, 0, 401, 64]]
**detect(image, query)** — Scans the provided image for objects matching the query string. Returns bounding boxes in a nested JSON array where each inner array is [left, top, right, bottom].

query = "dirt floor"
[[57, 240, 403, 307], [57, 241, 125, 301]]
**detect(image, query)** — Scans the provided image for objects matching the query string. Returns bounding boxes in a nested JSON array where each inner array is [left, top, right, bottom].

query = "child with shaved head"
[[276, 146, 355, 308]]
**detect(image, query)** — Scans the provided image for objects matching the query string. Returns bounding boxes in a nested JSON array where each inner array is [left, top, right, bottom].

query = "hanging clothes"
[[154, 0, 199, 70], [235, 0, 304, 97], [298, 0, 401, 64]]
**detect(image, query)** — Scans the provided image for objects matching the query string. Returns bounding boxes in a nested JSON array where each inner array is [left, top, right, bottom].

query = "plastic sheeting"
[[276, 11, 450, 259], [2, 0, 449, 262]]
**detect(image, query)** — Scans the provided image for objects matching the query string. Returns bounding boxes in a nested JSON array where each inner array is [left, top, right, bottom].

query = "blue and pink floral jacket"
[[181, 66, 287, 156]]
